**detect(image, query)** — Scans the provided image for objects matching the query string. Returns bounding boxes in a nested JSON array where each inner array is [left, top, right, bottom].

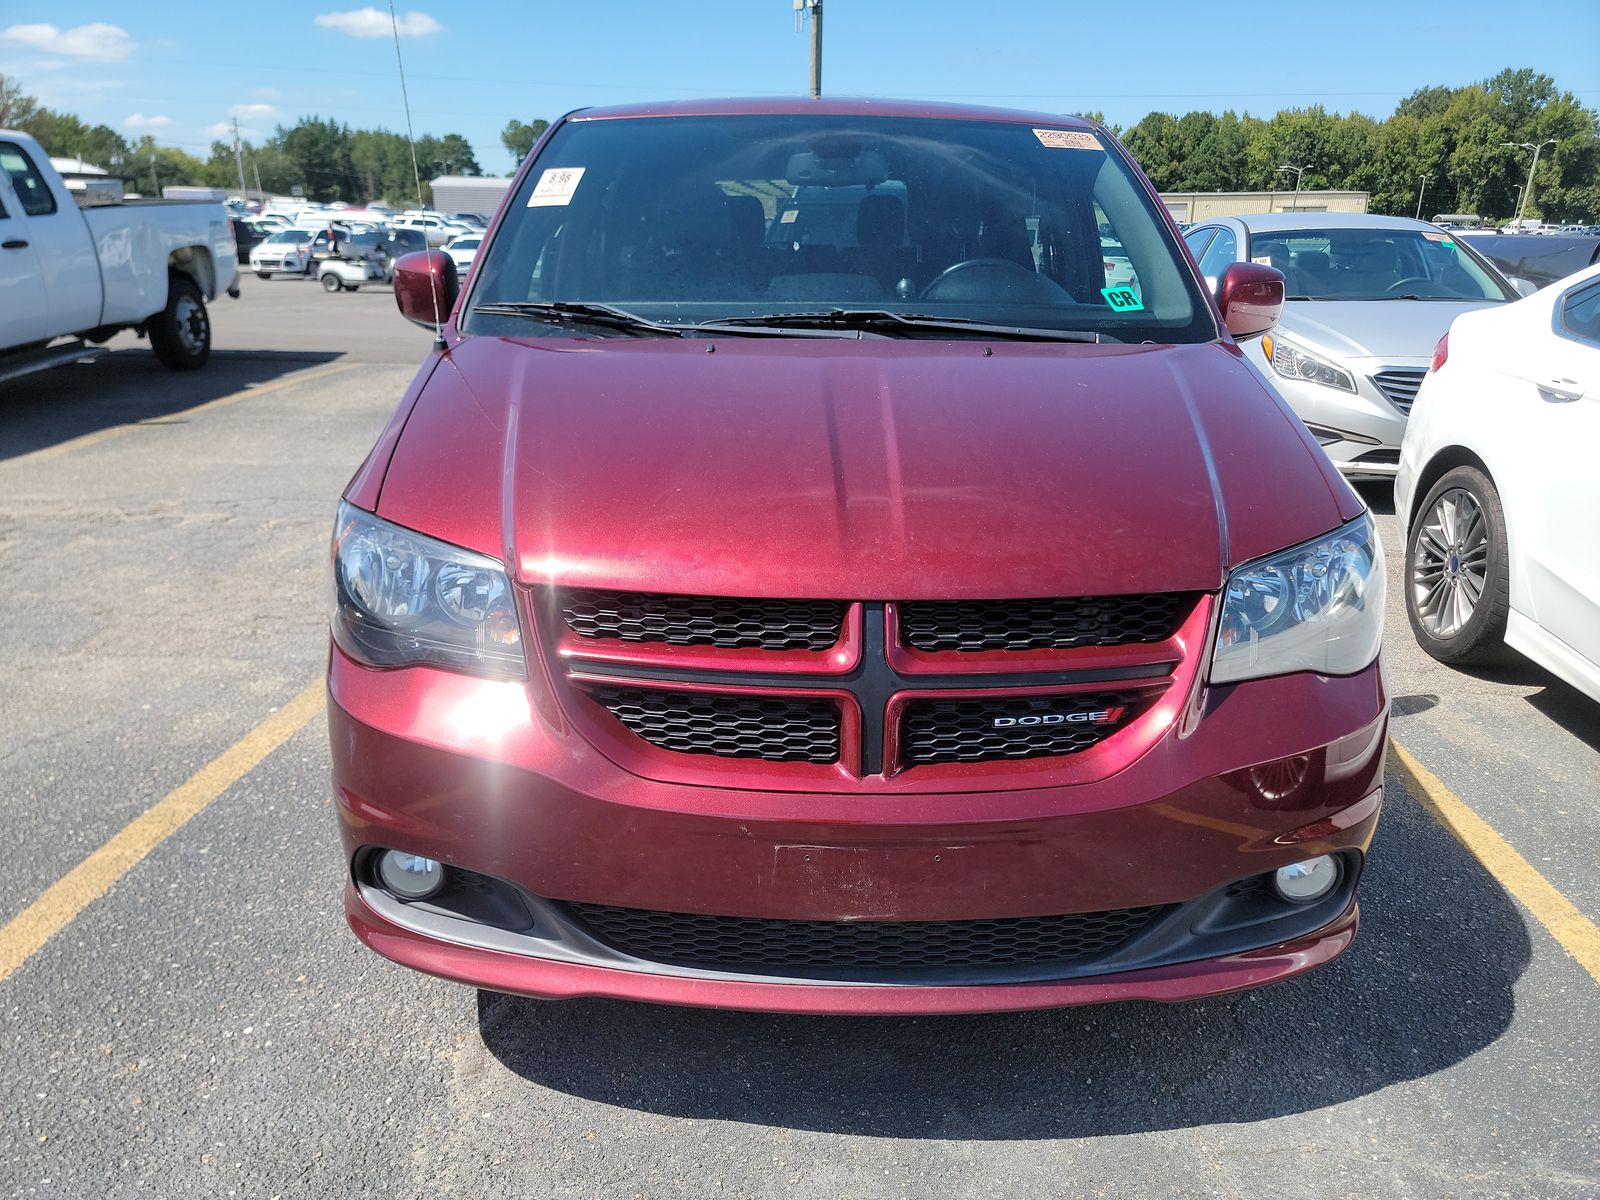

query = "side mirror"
[[1216, 262, 1285, 339], [1511, 276, 1538, 298], [393, 250, 459, 329]]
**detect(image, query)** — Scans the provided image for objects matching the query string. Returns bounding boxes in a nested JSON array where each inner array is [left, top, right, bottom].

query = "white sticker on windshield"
[[1033, 128, 1102, 151], [527, 166, 585, 207]]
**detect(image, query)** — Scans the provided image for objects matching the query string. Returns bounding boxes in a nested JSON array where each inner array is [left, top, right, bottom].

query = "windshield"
[[267, 230, 310, 244], [465, 113, 1214, 341], [1249, 227, 1512, 301]]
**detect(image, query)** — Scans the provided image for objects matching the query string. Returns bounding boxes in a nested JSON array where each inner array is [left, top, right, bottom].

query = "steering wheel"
[[920, 258, 1066, 302], [1385, 276, 1434, 295]]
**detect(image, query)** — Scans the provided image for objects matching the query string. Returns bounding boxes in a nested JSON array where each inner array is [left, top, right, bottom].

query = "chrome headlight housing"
[[1261, 333, 1357, 394], [331, 501, 524, 677], [1212, 514, 1384, 683]]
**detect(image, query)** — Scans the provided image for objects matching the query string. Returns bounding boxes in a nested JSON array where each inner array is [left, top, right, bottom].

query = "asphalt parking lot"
[[1, 274, 1596, 1199]]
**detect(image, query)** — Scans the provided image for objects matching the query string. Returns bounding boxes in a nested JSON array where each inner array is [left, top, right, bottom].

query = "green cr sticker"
[[1100, 286, 1144, 312]]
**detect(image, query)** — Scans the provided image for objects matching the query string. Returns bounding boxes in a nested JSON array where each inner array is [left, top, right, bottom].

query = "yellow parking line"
[[0, 680, 326, 986], [11, 362, 358, 463], [1390, 739, 1600, 986]]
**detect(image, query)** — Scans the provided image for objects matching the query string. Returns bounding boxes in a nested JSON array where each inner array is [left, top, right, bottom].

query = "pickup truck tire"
[[148, 272, 211, 371]]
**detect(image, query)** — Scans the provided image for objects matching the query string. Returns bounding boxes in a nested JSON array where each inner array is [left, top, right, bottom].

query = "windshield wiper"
[[702, 309, 1112, 342], [471, 300, 686, 336]]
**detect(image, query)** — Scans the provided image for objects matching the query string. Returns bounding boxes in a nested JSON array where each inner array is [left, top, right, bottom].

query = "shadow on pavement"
[[1352, 479, 1395, 517], [0, 349, 343, 461], [477, 788, 1529, 1138], [1524, 679, 1600, 754]]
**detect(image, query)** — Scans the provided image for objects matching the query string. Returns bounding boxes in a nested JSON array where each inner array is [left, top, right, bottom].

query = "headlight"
[[331, 501, 524, 677], [1261, 333, 1357, 394], [1212, 514, 1384, 684]]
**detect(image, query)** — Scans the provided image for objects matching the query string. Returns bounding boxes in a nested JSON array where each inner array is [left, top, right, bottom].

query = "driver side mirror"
[[1216, 262, 1285, 339], [1511, 276, 1538, 298], [393, 250, 459, 329]]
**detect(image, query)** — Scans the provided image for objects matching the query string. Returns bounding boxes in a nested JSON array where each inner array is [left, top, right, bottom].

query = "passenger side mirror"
[[393, 250, 459, 329], [1216, 262, 1284, 339]]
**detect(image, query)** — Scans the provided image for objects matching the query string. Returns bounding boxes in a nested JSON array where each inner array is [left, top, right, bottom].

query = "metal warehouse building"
[[1160, 190, 1370, 223]]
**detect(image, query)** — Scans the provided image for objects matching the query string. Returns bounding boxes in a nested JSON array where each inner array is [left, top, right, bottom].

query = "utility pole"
[[148, 147, 159, 196], [1415, 174, 1431, 220], [795, 0, 822, 96], [1501, 139, 1556, 225], [231, 115, 248, 199]]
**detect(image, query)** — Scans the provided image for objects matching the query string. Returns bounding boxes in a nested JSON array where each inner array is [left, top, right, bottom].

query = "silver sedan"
[[1182, 213, 1525, 479]]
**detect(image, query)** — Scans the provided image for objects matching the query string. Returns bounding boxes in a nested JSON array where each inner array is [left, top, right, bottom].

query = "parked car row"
[[246, 212, 480, 291]]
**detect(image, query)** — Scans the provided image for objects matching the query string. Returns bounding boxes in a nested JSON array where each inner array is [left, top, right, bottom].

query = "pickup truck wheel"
[[321, 272, 342, 292], [148, 272, 210, 371]]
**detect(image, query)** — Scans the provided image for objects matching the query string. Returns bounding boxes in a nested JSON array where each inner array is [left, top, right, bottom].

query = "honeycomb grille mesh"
[[901, 692, 1142, 765], [899, 595, 1189, 652], [560, 589, 844, 651], [588, 686, 839, 763], [566, 901, 1164, 977]]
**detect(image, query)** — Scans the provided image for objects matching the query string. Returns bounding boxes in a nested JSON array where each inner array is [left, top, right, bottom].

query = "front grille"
[[1372, 368, 1427, 415], [899, 595, 1188, 652], [587, 685, 839, 764], [566, 901, 1164, 977], [900, 692, 1141, 765], [561, 589, 844, 651]]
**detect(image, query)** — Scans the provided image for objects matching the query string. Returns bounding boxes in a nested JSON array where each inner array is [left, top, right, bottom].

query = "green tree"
[[500, 118, 549, 165], [0, 74, 39, 128]]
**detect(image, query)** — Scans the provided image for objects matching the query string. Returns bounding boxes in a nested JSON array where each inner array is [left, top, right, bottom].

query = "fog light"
[[377, 850, 445, 900], [1273, 855, 1339, 903]]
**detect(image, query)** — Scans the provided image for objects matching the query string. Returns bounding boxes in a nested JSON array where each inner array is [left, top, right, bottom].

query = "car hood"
[[1280, 299, 1501, 362], [375, 336, 1354, 599]]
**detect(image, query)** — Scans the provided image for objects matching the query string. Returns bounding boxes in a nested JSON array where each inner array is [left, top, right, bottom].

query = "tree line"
[[2, 68, 1594, 219], [1105, 69, 1597, 222]]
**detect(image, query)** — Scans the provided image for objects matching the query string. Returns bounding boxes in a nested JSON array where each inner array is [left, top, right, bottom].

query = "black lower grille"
[[588, 685, 839, 764], [900, 692, 1140, 765], [567, 901, 1163, 977], [560, 589, 844, 651], [899, 594, 1188, 652]]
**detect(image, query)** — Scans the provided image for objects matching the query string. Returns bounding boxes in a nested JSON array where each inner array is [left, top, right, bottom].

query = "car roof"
[[1223, 213, 1442, 234], [569, 96, 1101, 129]]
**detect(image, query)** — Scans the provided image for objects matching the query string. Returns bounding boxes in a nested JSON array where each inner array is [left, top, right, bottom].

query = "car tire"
[[321, 273, 342, 292], [346, 284, 360, 291], [255, 270, 271, 279], [148, 271, 211, 372], [1404, 465, 1511, 665]]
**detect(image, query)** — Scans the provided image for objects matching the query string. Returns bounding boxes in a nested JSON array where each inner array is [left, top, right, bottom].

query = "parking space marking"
[[0, 680, 326, 986], [10, 362, 359, 463], [1390, 739, 1600, 986]]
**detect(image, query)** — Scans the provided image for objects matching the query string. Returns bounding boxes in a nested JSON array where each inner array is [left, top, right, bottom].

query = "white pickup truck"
[[0, 130, 239, 382]]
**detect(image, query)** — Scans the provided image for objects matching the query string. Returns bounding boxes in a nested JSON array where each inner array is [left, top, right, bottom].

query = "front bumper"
[[329, 645, 1387, 1013]]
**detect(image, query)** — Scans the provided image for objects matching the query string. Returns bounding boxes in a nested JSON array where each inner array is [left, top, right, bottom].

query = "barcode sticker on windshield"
[[1034, 129, 1102, 151], [1421, 230, 1456, 246], [527, 167, 585, 207]]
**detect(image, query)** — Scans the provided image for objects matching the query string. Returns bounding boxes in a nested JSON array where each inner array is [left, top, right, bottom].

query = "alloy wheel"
[[1410, 487, 1489, 637]]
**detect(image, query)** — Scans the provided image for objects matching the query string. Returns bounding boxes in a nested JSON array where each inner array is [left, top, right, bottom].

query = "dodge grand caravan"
[[328, 99, 1387, 1015]]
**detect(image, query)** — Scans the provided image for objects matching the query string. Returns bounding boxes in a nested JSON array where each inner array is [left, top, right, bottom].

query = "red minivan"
[[328, 99, 1386, 1015]]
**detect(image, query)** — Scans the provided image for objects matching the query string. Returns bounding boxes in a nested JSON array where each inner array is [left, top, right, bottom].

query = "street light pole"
[[1276, 163, 1312, 210], [1501, 139, 1556, 225], [1415, 174, 1432, 220]]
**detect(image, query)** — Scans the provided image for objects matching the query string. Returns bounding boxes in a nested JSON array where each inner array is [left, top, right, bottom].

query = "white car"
[[250, 229, 312, 277], [443, 233, 481, 275], [317, 255, 387, 292], [1395, 263, 1600, 702]]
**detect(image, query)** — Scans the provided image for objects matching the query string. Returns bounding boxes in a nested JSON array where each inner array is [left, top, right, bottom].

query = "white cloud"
[[0, 22, 134, 61], [124, 113, 174, 130], [314, 8, 443, 38], [229, 102, 280, 119], [208, 121, 264, 140]]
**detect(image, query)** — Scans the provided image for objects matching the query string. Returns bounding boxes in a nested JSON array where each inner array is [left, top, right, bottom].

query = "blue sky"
[[6, 1, 1599, 174]]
